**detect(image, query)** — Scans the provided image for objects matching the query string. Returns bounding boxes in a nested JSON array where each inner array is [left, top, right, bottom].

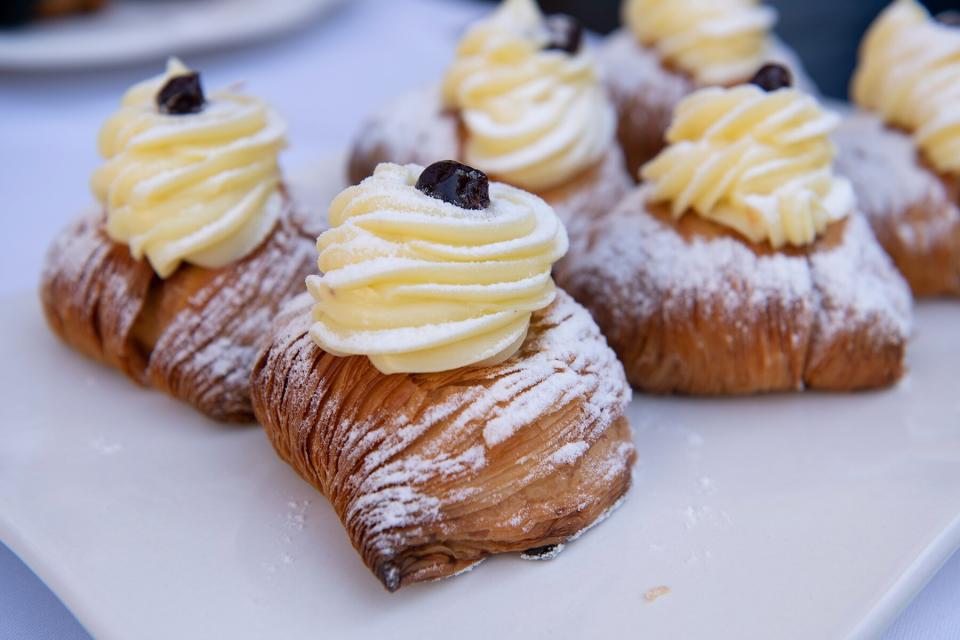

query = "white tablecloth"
[[0, 0, 957, 637]]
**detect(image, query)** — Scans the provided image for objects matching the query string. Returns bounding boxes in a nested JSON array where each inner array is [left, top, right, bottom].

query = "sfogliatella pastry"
[[41, 59, 317, 422], [600, 0, 814, 177], [1, 0, 106, 26], [252, 161, 634, 590], [347, 0, 632, 245], [557, 69, 912, 394], [834, 0, 960, 296]]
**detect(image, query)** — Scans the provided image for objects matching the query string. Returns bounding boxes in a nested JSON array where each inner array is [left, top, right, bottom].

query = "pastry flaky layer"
[[251, 290, 635, 591], [40, 192, 318, 422], [557, 187, 912, 394], [347, 85, 633, 246], [834, 113, 960, 297]]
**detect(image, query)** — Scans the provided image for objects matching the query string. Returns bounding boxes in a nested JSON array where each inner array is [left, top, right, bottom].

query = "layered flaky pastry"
[[835, 0, 960, 296], [252, 161, 634, 590], [558, 190, 911, 393], [834, 114, 960, 297], [39, 59, 318, 421], [41, 195, 317, 421], [251, 290, 634, 590], [557, 81, 912, 394]]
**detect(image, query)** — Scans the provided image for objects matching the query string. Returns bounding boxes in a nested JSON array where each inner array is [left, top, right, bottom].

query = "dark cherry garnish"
[[750, 63, 793, 92], [415, 160, 490, 210], [937, 11, 960, 26], [156, 72, 206, 115], [544, 14, 583, 54]]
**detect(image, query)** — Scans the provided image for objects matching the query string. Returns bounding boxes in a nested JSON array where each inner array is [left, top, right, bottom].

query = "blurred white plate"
[[0, 0, 342, 71], [1, 158, 959, 639]]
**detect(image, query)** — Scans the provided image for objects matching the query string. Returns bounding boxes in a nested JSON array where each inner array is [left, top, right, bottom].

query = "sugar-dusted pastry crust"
[[599, 31, 693, 182], [346, 85, 633, 241], [557, 187, 912, 394], [251, 290, 635, 590], [834, 113, 960, 297], [599, 30, 816, 178], [40, 192, 317, 421], [347, 86, 460, 187]]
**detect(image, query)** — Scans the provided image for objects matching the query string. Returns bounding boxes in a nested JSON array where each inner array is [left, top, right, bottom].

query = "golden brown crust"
[[834, 113, 960, 297], [599, 30, 693, 180], [39, 194, 318, 422], [803, 220, 911, 390], [251, 291, 635, 591], [40, 213, 154, 382], [557, 188, 912, 395]]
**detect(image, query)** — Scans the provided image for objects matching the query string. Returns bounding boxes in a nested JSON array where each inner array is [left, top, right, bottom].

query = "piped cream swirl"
[[852, 0, 960, 175], [91, 58, 287, 278], [307, 163, 569, 375], [441, 0, 615, 192], [642, 85, 854, 248], [624, 0, 777, 85]]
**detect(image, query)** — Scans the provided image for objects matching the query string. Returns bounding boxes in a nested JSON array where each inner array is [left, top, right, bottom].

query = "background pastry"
[[601, 0, 814, 177], [0, 0, 106, 26], [557, 73, 912, 394], [40, 59, 317, 422], [252, 161, 634, 590], [834, 0, 960, 297], [347, 0, 632, 246]]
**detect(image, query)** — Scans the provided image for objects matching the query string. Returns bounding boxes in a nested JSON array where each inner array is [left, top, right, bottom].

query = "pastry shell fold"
[[40, 192, 318, 421], [834, 113, 960, 297], [557, 188, 912, 394], [251, 290, 635, 590]]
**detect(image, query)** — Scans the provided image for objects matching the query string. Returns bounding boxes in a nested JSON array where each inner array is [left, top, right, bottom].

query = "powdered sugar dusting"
[[600, 30, 692, 175], [146, 200, 317, 420], [809, 213, 912, 341], [558, 186, 911, 388], [549, 441, 589, 466], [253, 289, 635, 587], [548, 145, 634, 257], [348, 445, 487, 538], [834, 113, 944, 247], [481, 297, 632, 447], [834, 112, 960, 298], [348, 85, 459, 184], [348, 485, 442, 536], [42, 195, 319, 421], [565, 186, 815, 325], [40, 212, 155, 382]]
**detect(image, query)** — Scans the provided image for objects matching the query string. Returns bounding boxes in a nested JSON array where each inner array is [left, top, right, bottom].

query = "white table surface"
[[0, 0, 957, 638]]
